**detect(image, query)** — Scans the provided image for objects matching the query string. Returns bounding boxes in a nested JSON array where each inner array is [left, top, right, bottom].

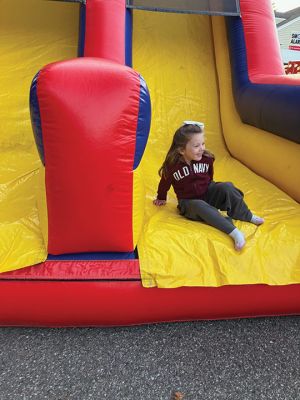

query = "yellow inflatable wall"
[[0, 0, 78, 271], [1, 3, 299, 291]]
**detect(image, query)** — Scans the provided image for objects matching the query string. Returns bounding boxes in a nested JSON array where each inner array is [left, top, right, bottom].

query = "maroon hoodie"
[[157, 155, 214, 201]]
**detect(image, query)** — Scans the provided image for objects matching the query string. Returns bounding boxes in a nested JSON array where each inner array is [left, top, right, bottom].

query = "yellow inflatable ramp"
[[132, 11, 300, 288]]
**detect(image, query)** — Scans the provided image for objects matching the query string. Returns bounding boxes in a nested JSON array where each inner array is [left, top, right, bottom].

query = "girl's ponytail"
[[159, 140, 182, 178]]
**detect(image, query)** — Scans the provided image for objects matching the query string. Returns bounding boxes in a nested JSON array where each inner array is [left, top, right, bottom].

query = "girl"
[[153, 121, 264, 251]]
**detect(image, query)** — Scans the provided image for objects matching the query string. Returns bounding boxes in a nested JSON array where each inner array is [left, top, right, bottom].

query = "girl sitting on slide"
[[153, 121, 264, 251]]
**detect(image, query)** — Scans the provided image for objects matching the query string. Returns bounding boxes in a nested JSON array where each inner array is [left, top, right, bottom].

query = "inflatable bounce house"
[[1, 0, 300, 326]]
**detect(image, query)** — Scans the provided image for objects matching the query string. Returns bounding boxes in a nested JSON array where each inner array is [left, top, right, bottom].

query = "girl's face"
[[179, 132, 205, 164]]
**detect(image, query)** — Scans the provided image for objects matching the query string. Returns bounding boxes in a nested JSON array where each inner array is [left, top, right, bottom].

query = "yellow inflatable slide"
[[133, 11, 300, 288]]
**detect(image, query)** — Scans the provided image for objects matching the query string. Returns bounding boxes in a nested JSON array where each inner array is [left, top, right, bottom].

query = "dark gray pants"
[[178, 182, 252, 234]]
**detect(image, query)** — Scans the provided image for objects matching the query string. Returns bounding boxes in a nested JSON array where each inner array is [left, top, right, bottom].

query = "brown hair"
[[159, 124, 214, 178]]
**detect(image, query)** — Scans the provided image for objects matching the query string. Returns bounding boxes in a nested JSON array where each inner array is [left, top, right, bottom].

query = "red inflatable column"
[[35, 58, 141, 254], [240, 0, 284, 79], [83, 0, 126, 64]]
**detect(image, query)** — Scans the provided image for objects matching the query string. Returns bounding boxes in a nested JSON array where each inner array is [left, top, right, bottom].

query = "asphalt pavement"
[[0, 317, 299, 400]]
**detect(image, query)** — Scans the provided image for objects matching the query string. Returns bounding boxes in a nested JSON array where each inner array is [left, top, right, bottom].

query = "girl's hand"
[[153, 199, 166, 206]]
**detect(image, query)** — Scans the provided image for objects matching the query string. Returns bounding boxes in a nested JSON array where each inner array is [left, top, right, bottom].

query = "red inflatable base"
[[0, 261, 299, 327]]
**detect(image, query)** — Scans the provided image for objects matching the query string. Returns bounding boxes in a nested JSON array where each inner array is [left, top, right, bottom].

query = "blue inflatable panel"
[[30, 71, 45, 165], [47, 251, 137, 261], [133, 75, 151, 169], [226, 16, 300, 144], [78, 3, 86, 57], [125, 8, 133, 67]]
